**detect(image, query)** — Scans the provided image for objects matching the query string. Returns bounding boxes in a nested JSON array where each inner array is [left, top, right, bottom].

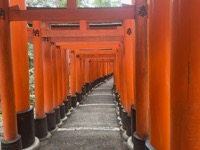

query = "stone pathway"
[[40, 78, 124, 150]]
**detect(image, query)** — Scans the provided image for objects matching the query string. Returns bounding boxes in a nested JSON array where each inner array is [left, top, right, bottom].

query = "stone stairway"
[[40, 78, 125, 150]]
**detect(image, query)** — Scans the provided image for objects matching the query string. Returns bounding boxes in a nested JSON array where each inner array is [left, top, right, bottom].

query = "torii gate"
[[1, 0, 200, 150], [1, 0, 138, 150]]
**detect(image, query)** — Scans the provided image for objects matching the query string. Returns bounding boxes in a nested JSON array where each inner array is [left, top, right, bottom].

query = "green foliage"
[[26, 0, 66, 7], [26, 0, 121, 7], [92, 0, 121, 7], [78, 0, 121, 7], [28, 43, 35, 105]]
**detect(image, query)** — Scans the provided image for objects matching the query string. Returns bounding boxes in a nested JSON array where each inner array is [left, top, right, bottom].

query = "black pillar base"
[[64, 100, 69, 114], [71, 96, 77, 108], [34, 115, 48, 139], [46, 111, 56, 132], [121, 109, 128, 130], [67, 95, 72, 109], [119, 103, 122, 118], [76, 92, 83, 103], [104, 75, 107, 81], [131, 105, 136, 137], [126, 116, 131, 137], [115, 92, 119, 103], [112, 84, 116, 92], [89, 83, 93, 91], [17, 106, 35, 149], [59, 103, 65, 119], [133, 132, 145, 150], [145, 139, 155, 150], [54, 107, 61, 124], [82, 85, 86, 96], [85, 83, 90, 93], [1, 135, 22, 150]]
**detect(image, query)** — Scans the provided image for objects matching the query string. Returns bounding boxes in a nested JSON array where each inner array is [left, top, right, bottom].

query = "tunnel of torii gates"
[[0, 0, 200, 150]]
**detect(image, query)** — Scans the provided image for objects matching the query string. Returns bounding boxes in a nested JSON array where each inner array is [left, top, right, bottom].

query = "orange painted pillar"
[[119, 43, 129, 135], [43, 38, 56, 132], [115, 50, 121, 94], [51, 44, 58, 111], [170, 0, 200, 149], [89, 60, 92, 85], [85, 59, 90, 93], [118, 46, 123, 100], [65, 50, 71, 115], [33, 21, 49, 140], [33, 21, 44, 118], [70, 50, 77, 108], [52, 45, 60, 125], [121, 43, 128, 109], [147, 0, 170, 149], [133, 0, 149, 149], [75, 54, 82, 103], [58, 48, 66, 121], [90, 60, 94, 87], [10, 0, 37, 148], [79, 20, 87, 95], [55, 46, 63, 124], [0, 1, 22, 149], [80, 58, 86, 95], [66, 50, 70, 97], [92, 60, 96, 87], [122, 19, 135, 140], [62, 49, 67, 101], [97, 61, 101, 82]]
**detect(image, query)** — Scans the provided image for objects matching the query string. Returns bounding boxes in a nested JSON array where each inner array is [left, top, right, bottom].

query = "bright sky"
[[121, 0, 132, 4]]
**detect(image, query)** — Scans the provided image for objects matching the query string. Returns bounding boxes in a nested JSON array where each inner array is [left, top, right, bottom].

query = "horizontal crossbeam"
[[28, 28, 124, 38], [9, 6, 135, 23]]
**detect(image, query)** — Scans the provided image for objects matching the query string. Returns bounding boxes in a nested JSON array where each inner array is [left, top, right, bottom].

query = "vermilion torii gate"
[[1, 0, 200, 150]]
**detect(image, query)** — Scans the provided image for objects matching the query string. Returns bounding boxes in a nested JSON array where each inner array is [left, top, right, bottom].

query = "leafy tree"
[[26, 0, 121, 7], [26, 0, 66, 7], [92, 0, 121, 7], [28, 43, 35, 105]]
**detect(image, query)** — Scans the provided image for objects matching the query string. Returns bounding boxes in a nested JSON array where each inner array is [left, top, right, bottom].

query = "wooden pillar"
[[119, 43, 129, 136], [70, 50, 77, 108], [66, 50, 70, 97], [10, 0, 38, 148], [65, 50, 71, 115], [62, 49, 67, 101], [10, 0, 30, 112], [51, 44, 58, 110], [55, 46, 62, 123], [123, 19, 135, 140], [170, 0, 200, 149], [0, 1, 22, 149], [43, 37, 56, 132], [33, 21, 49, 140], [115, 49, 121, 94], [76, 54, 82, 103], [80, 58, 85, 95], [85, 59, 90, 93], [59, 48, 66, 120], [124, 20, 135, 115], [147, 0, 170, 149], [56, 47, 63, 106], [33, 21, 44, 118], [121, 44, 128, 111], [133, 0, 149, 149], [118, 46, 123, 99], [89, 60, 92, 84]]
